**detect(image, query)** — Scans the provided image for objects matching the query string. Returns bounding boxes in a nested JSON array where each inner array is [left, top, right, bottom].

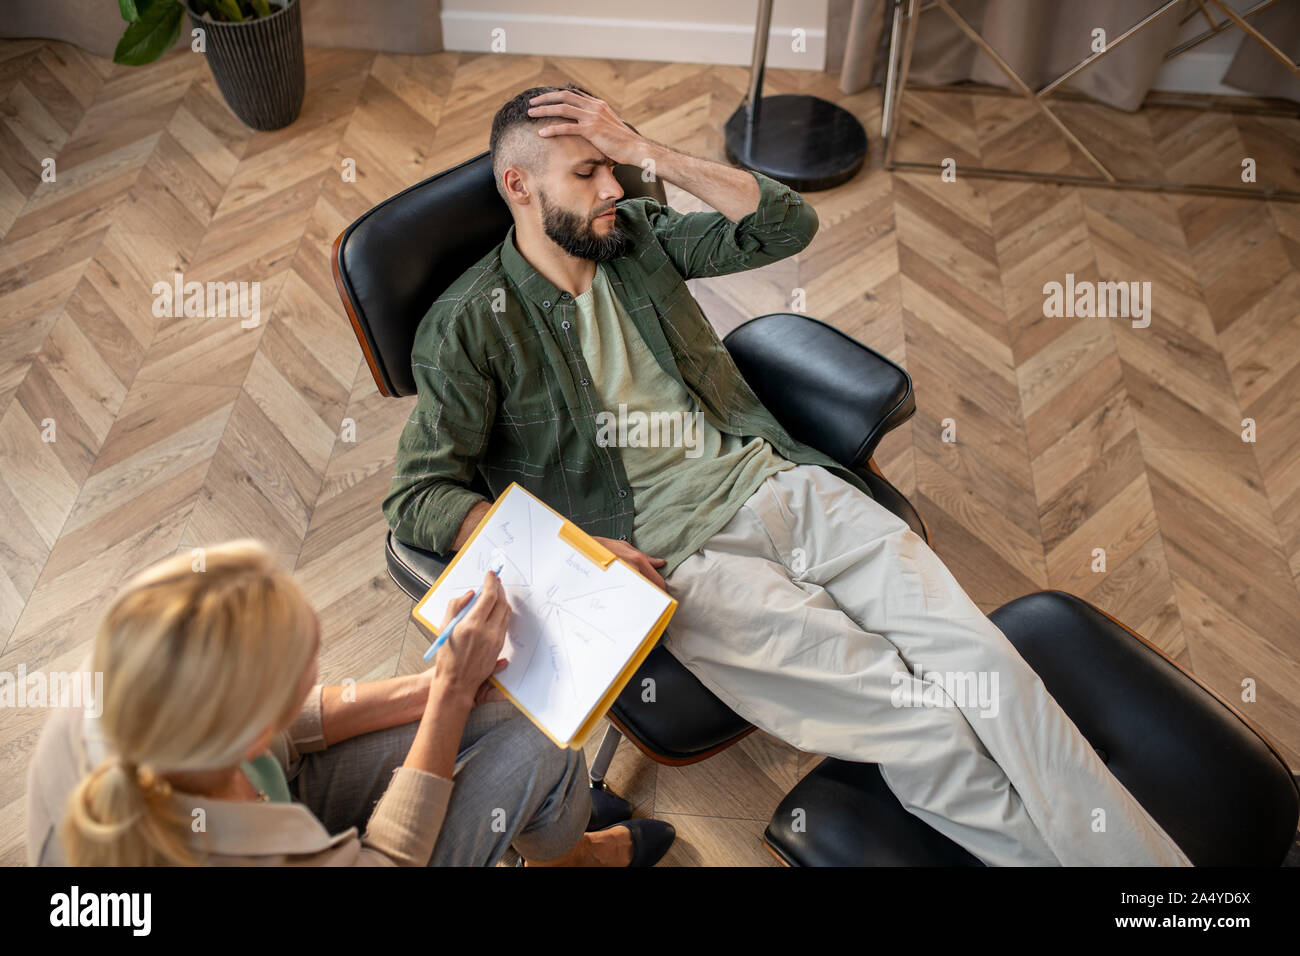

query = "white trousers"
[[662, 464, 1192, 866]]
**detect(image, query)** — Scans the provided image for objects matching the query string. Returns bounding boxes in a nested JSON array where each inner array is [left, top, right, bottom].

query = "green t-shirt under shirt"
[[241, 752, 291, 803], [573, 262, 796, 565]]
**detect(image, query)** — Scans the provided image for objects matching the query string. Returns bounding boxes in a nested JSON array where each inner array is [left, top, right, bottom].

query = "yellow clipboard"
[[411, 481, 678, 750]]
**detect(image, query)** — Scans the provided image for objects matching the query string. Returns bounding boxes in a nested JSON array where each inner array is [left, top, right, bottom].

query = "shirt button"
[[543, 300, 551, 308], [561, 320, 570, 329], [619, 534, 627, 541], [561, 291, 570, 299], [618, 489, 627, 498], [580, 378, 588, 385]]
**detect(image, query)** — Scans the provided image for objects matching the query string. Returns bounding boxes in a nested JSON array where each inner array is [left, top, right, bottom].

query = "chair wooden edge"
[[854, 361, 915, 465], [1026, 588, 1298, 786], [331, 226, 393, 398], [864, 456, 933, 545], [604, 711, 758, 767], [761, 833, 794, 867]]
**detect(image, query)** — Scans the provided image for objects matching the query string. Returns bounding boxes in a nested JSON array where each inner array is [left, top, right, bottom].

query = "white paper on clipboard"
[[414, 483, 674, 745]]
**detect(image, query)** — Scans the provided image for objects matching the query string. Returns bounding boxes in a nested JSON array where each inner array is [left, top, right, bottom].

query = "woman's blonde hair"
[[61, 540, 318, 866]]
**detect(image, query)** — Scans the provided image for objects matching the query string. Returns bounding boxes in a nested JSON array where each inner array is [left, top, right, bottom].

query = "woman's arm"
[[402, 674, 475, 779], [359, 572, 510, 865], [315, 562, 513, 749], [319, 672, 430, 747]]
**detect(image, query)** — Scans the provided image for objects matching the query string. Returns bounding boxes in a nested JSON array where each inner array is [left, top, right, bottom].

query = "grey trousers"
[[288, 699, 592, 865], [663, 463, 1193, 867]]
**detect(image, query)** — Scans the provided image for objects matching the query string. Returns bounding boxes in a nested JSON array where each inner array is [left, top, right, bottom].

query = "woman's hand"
[[429, 569, 511, 706], [404, 571, 512, 781]]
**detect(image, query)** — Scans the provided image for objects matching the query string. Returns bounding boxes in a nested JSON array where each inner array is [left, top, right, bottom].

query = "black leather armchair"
[[332, 148, 1297, 867], [331, 148, 920, 778]]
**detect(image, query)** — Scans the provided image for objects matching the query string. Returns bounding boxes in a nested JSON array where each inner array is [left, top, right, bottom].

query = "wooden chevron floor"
[[1, 38, 1297, 867]]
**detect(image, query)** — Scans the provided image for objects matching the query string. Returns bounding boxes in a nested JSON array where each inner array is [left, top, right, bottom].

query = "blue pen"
[[424, 563, 504, 661]]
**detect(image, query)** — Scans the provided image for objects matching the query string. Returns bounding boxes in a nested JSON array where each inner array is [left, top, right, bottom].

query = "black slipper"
[[515, 818, 677, 866], [587, 784, 633, 832], [598, 818, 676, 867]]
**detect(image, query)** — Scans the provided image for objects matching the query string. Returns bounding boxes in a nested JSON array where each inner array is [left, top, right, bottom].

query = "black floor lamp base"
[[724, 94, 868, 192]]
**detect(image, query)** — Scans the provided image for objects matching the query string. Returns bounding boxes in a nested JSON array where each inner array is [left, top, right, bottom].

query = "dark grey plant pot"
[[185, 0, 305, 131]]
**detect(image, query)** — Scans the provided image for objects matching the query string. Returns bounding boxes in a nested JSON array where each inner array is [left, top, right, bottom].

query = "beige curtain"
[[1, 0, 444, 57], [834, 0, 1299, 111], [1223, 4, 1300, 103]]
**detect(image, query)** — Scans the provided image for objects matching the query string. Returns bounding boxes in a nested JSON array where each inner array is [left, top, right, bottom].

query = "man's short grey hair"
[[489, 83, 595, 204]]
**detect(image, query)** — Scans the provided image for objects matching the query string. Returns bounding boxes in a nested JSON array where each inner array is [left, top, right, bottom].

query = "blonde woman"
[[25, 540, 675, 867]]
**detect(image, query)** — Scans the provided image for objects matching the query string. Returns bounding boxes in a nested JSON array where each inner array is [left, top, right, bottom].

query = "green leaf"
[[119, 0, 165, 22], [192, 0, 244, 21], [213, 0, 245, 21], [112, 0, 184, 66], [249, 0, 272, 17]]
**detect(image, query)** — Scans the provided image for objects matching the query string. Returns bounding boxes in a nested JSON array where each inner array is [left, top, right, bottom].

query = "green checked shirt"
[[383, 167, 875, 579]]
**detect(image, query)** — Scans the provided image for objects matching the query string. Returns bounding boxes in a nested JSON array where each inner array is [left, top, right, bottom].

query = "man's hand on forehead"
[[526, 89, 650, 168]]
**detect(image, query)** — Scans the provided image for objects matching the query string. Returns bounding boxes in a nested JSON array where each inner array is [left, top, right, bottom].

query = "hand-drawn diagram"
[[415, 485, 672, 743]]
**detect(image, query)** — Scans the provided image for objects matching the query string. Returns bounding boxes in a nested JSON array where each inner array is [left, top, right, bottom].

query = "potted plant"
[[114, 0, 305, 131]]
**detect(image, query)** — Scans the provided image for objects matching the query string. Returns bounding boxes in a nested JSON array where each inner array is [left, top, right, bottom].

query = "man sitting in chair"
[[384, 84, 1191, 867]]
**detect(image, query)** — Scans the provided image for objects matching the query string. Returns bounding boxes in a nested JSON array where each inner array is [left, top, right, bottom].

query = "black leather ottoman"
[[764, 590, 1300, 867]]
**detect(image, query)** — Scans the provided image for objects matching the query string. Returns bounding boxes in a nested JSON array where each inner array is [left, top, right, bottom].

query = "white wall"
[[440, 0, 830, 70]]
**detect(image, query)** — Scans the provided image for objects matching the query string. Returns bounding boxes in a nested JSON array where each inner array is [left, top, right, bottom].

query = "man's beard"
[[539, 189, 632, 262]]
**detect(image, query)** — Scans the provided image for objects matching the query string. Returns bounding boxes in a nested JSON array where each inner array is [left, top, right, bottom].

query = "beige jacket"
[[26, 678, 454, 866]]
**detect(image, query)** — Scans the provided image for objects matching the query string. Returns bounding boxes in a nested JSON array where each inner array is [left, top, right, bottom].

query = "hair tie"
[[105, 755, 170, 798], [110, 753, 137, 776], [135, 764, 173, 798]]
